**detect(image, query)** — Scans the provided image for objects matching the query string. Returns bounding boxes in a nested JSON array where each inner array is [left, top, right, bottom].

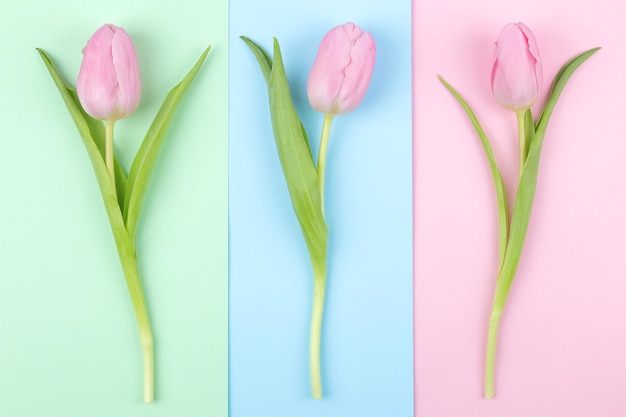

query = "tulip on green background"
[[39, 24, 210, 402], [440, 22, 599, 399]]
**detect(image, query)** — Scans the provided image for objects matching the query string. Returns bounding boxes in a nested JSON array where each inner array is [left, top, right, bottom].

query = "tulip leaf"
[[535, 47, 601, 133], [37, 49, 128, 205], [123, 45, 211, 242], [241, 36, 313, 159], [241, 36, 272, 83], [243, 36, 328, 278], [439, 75, 509, 269]]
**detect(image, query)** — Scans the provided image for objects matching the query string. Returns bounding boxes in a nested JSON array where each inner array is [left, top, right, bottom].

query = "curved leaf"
[[439, 75, 509, 269], [123, 46, 211, 242], [37, 49, 128, 205], [243, 37, 328, 277]]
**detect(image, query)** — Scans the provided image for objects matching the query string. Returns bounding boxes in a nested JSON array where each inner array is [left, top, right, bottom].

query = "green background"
[[0, 1, 228, 415]]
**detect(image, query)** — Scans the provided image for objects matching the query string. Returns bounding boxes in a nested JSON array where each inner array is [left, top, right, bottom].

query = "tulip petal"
[[336, 30, 376, 114], [518, 22, 543, 91], [491, 23, 542, 111], [77, 25, 119, 120], [124, 46, 211, 240], [76, 24, 141, 121], [112, 27, 141, 119], [307, 25, 352, 114]]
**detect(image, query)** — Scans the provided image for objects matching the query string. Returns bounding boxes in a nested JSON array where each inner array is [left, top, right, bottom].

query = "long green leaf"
[[241, 36, 313, 159], [123, 46, 211, 242], [535, 47, 601, 131], [439, 75, 509, 269], [493, 47, 600, 313], [38, 49, 124, 225], [241, 36, 272, 83], [244, 37, 328, 275], [269, 39, 327, 271], [37, 49, 128, 205]]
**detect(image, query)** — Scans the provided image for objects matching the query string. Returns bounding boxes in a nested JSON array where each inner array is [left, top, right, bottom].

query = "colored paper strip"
[[229, 0, 414, 415], [414, 0, 626, 415], [0, 1, 228, 415]]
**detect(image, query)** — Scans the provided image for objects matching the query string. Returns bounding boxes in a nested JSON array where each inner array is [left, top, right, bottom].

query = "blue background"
[[229, 0, 414, 415]]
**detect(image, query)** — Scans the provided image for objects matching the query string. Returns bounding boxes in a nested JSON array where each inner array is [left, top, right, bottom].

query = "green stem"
[[484, 305, 502, 399], [517, 111, 527, 178], [310, 268, 327, 400], [317, 114, 334, 215], [114, 231, 154, 402], [105, 120, 116, 190]]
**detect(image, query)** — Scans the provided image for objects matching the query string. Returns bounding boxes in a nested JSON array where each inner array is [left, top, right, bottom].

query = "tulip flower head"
[[307, 22, 376, 115], [491, 22, 542, 112], [77, 24, 141, 121]]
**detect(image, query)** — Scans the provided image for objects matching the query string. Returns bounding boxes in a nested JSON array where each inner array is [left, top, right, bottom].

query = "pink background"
[[413, 0, 626, 416]]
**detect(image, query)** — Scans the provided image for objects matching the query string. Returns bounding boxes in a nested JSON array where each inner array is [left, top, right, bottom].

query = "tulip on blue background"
[[229, 0, 413, 416]]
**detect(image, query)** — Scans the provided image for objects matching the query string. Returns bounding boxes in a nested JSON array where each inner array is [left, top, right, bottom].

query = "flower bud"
[[77, 24, 141, 121], [307, 22, 376, 115], [491, 22, 543, 112]]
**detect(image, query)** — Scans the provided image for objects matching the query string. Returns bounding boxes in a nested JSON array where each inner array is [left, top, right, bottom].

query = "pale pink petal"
[[307, 25, 352, 114], [76, 24, 141, 121], [335, 30, 376, 114], [77, 25, 119, 119], [111, 27, 141, 119]]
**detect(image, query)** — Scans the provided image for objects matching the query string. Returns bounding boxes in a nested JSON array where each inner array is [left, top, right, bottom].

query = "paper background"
[[5, 0, 621, 415], [414, 0, 626, 415], [228, 0, 413, 416], [0, 1, 228, 416]]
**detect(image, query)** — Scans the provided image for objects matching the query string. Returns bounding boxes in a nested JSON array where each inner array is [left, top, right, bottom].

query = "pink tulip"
[[307, 23, 376, 115], [491, 22, 543, 112], [77, 24, 141, 121]]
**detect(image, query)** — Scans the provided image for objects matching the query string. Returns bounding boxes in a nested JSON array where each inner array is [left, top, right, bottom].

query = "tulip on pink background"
[[77, 24, 141, 121], [414, 0, 626, 416], [491, 22, 542, 112], [307, 22, 376, 116]]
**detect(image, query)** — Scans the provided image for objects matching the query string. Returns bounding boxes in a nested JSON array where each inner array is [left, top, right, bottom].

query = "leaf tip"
[[438, 75, 451, 89], [200, 44, 211, 61], [272, 38, 282, 59]]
